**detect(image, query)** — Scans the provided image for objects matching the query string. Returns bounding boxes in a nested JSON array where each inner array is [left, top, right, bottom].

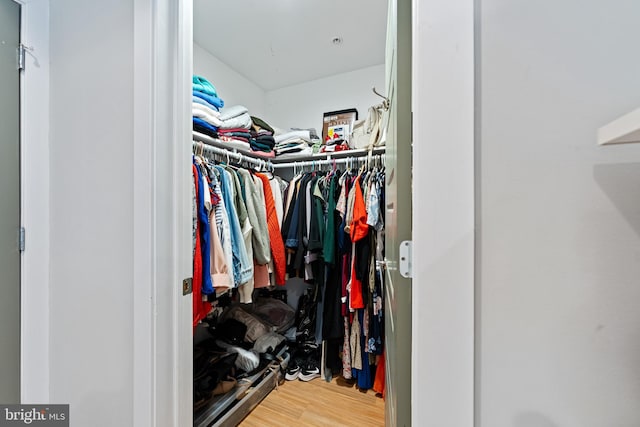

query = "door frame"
[[18, 0, 477, 424], [19, 0, 51, 405], [19, 1, 194, 424], [411, 0, 476, 426]]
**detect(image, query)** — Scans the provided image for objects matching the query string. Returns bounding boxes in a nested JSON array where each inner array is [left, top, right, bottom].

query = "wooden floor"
[[239, 377, 385, 427]]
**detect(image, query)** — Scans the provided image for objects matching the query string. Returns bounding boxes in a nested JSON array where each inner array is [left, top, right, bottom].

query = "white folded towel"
[[220, 112, 252, 130], [193, 104, 223, 128], [220, 105, 249, 121]]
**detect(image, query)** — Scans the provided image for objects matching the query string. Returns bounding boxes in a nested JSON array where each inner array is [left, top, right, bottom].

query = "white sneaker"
[[299, 363, 320, 382], [285, 364, 301, 381]]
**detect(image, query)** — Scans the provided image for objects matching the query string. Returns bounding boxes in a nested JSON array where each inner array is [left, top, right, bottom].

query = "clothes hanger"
[[194, 142, 205, 164]]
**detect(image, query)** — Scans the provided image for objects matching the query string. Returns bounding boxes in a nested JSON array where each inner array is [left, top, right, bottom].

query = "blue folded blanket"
[[193, 96, 220, 111], [193, 91, 224, 110], [192, 75, 218, 97], [193, 117, 219, 133]]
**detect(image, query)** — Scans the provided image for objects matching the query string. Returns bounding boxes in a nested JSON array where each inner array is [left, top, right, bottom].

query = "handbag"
[[349, 104, 385, 149]]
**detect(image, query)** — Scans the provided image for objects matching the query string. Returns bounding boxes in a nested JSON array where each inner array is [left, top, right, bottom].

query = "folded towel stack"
[[191, 75, 279, 158], [249, 116, 276, 155], [216, 113, 277, 158], [192, 75, 224, 138], [219, 105, 252, 130], [273, 128, 320, 157]]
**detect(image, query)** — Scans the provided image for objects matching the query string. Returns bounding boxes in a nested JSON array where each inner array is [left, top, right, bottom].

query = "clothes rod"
[[272, 154, 382, 169], [192, 140, 273, 169]]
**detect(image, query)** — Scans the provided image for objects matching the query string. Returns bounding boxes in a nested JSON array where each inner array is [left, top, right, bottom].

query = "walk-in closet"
[[188, 1, 410, 425]]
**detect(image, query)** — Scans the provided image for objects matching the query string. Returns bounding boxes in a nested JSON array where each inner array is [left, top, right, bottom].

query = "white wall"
[[411, 0, 475, 425], [194, 42, 385, 134], [194, 43, 384, 133], [193, 43, 266, 118], [478, 1, 640, 426], [20, 0, 50, 404], [265, 64, 385, 132], [49, 1, 134, 425]]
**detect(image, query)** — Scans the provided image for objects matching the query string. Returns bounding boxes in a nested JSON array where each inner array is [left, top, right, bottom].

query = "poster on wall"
[[322, 108, 358, 145]]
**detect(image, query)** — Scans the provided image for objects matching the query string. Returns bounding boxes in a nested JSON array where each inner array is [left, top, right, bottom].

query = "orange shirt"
[[254, 173, 287, 285]]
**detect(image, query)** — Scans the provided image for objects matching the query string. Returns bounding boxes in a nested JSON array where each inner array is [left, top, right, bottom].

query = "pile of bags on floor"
[[193, 296, 295, 412]]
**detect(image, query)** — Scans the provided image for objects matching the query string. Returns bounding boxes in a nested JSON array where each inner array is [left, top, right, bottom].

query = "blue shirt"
[[214, 166, 253, 285], [194, 158, 214, 295]]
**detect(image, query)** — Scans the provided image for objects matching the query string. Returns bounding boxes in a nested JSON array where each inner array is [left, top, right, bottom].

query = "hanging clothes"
[[254, 172, 287, 285], [191, 153, 289, 328], [280, 162, 387, 391]]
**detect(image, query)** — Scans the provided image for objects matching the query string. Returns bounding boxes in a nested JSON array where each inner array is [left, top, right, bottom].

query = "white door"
[[384, 0, 412, 425], [0, 0, 21, 405]]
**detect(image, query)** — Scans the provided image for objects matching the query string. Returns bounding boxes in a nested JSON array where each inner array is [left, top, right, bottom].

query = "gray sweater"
[[236, 169, 271, 265]]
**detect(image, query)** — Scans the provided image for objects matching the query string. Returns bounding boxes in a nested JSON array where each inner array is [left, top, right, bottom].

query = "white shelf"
[[273, 146, 385, 163], [193, 131, 272, 159], [598, 107, 640, 145], [193, 131, 385, 163]]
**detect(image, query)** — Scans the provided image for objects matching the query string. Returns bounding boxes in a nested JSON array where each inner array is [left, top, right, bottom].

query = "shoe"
[[212, 377, 237, 396], [285, 358, 302, 381], [299, 360, 320, 382]]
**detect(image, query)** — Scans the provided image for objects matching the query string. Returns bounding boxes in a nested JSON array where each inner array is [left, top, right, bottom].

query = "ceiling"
[[193, 0, 388, 91]]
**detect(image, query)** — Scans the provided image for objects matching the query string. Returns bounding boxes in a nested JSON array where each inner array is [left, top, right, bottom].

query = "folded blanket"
[[220, 105, 249, 121], [193, 123, 218, 140], [251, 116, 275, 134], [220, 113, 252, 130], [275, 146, 314, 158], [274, 137, 310, 149], [253, 136, 275, 150], [220, 136, 250, 144], [219, 131, 252, 139], [291, 127, 320, 140], [255, 135, 275, 144], [219, 127, 249, 133], [193, 96, 220, 111], [274, 130, 313, 144], [193, 91, 224, 109], [193, 117, 218, 134], [192, 105, 223, 128], [251, 143, 274, 153], [193, 102, 221, 118], [255, 130, 273, 137], [250, 149, 276, 159], [192, 75, 218, 97]]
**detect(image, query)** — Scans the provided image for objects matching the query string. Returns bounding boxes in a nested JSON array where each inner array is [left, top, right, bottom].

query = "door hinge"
[[182, 277, 193, 295], [410, 111, 413, 143], [19, 227, 25, 252], [17, 44, 33, 71], [399, 240, 412, 278]]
